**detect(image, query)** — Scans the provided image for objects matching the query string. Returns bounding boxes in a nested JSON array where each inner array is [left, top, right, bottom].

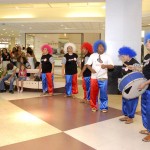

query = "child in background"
[[16, 64, 27, 93]]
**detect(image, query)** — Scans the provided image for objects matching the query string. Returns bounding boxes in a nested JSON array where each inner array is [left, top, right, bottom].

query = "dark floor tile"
[[10, 95, 122, 131], [0, 133, 95, 150]]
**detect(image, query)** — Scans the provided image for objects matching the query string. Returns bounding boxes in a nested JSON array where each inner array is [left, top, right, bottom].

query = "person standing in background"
[[2, 48, 11, 69]]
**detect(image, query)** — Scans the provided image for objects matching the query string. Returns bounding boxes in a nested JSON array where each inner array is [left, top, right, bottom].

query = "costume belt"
[[97, 78, 107, 81]]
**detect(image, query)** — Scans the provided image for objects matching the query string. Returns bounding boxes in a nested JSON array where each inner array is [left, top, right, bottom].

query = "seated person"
[[0, 63, 17, 93], [34, 62, 41, 81]]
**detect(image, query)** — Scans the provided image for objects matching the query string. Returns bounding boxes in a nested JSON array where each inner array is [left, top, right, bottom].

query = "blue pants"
[[0, 74, 16, 91], [98, 80, 108, 110], [122, 97, 138, 118], [141, 90, 150, 132], [82, 77, 91, 101], [90, 79, 108, 110]]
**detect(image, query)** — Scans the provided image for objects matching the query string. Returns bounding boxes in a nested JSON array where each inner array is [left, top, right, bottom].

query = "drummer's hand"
[[91, 69, 96, 73], [138, 82, 147, 90], [62, 72, 65, 78], [127, 65, 135, 70]]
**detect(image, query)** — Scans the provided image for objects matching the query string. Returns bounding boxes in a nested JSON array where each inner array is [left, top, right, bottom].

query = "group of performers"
[[40, 33, 150, 142]]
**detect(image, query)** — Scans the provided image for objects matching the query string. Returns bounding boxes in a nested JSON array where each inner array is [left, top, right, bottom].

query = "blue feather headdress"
[[144, 32, 150, 45], [93, 40, 107, 53], [118, 46, 137, 58]]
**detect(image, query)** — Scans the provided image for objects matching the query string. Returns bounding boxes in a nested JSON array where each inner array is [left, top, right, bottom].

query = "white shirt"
[[86, 53, 114, 79]]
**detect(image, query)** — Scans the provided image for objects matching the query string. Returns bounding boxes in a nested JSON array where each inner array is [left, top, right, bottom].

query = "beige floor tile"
[[0, 101, 61, 147]]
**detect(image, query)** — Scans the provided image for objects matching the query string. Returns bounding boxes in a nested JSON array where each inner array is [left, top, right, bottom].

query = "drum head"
[[122, 78, 148, 99]]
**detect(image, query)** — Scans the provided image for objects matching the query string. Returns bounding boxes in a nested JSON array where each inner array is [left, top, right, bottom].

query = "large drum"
[[118, 71, 148, 99]]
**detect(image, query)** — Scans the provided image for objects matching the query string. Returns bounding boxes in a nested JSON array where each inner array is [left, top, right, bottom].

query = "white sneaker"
[[20, 89, 23, 93]]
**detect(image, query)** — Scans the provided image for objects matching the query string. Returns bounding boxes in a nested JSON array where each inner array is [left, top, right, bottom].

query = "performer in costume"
[[62, 43, 80, 98], [40, 44, 54, 96], [138, 33, 150, 142], [118, 46, 140, 124], [78, 42, 93, 104], [86, 40, 114, 112]]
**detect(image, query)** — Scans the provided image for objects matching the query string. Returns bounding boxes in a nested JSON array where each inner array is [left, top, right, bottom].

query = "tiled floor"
[[0, 88, 149, 150]]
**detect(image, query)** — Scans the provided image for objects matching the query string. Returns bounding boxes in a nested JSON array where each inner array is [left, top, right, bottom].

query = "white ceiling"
[[0, 0, 103, 3], [0, 0, 150, 39]]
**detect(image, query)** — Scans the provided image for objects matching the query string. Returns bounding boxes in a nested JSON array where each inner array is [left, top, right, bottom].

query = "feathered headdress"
[[118, 46, 137, 58], [41, 44, 53, 55], [93, 40, 107, 53], [64, 42, 76, 54], [144, 32, 150, 45], [81, 42, 93, 54]]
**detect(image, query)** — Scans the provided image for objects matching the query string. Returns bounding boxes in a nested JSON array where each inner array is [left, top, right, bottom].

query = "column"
[[105, 0, 142, 65]]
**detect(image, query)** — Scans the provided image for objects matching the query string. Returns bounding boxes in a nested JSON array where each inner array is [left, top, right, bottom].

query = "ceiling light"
[[141, 30, 145, 38], [3, 29, 6, 31], [69, 3, 88, 7], [101, 6, 106, 9], [49, 3, 68, 8], [2, 14, 34, 19], [66, 12, 102, 17], [88, 2, 104, 7]]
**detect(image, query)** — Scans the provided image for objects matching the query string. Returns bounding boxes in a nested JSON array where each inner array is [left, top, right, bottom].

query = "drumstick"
[[123, 63, 128, 67]]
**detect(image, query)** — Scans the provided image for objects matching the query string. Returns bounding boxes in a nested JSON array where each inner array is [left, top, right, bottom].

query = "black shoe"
[[9, 90, 14, 94], [0, 89, 6, 93]]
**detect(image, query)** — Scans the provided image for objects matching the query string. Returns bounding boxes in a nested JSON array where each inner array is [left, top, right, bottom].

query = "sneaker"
[[0, 89, 6, 93], [80, 99, 86, 103], [101, 109, 108, 113], [49, 93, 53, 96], [86, 101, 90, 105], [92, 108, 98, 112], [40, 92, 47, 96], [9, 90, 14, 94], [20, 89, 23, 93]]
